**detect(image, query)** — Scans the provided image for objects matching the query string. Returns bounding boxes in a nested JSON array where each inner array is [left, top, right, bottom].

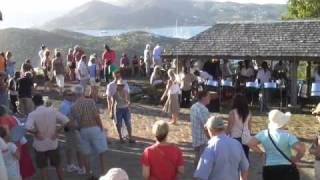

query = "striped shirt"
[[70, 97, 99, 128], [190, 102, 210, 147]]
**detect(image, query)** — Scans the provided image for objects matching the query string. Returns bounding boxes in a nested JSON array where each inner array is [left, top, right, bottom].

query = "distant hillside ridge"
[[0, 28, 181, 67], [42, 0, 286, 30]]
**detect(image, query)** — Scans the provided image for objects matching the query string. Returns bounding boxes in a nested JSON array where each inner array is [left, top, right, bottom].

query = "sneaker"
[[66, 164, 78, 173], [77, 168, 86, 175]]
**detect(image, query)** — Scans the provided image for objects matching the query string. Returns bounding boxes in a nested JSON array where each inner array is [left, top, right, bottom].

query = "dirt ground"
[[30, 82, 317, 180]]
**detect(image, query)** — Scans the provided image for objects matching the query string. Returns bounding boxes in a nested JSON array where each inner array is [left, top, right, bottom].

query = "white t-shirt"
[[106, 80, 129, 97], [256, 69, 271, 84], [77, 61, 90, 81], [0, 138, 8, 180], [153, 45, 162, 60], [1, 142, 21, 180], [26, 106, 69, 152]]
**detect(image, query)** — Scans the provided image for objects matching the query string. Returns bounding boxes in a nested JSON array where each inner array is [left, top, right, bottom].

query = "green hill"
[[0, 28, 181, 67], [43, 0, 287, 30]]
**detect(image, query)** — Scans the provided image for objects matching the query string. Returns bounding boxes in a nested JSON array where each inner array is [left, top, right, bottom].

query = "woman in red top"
[[141, 120, 184, 180], [102, 44, 116, 83]]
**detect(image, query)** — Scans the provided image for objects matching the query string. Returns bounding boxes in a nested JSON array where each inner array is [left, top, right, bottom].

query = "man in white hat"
[[194, 116, 249, 180]]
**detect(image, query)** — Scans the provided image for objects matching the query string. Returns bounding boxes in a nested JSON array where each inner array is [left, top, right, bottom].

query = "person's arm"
[[291, 142, 306, 163], [240, 170, 249, 180], [226, 111, 235, 135], [248, 114, 252, 132], [177, 166, 184, 179], [309, 137, 320, 156], [12, 145, 20, 160], [142, 165, 150, 180], [247, 137, 264, 154], [110, 96, 115, 118], [161, 80, 172, 101]]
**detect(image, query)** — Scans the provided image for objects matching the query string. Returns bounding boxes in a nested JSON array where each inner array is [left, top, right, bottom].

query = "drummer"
[[273, 60, 287, 80], [240, 60, 255, 81], [194, 70, 213, 84], [256, 61, 271, 84], [221, 59, 233, 80], [313, 65, 320, 83]]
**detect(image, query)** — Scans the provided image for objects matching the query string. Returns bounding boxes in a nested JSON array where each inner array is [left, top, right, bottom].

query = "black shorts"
[[69, 62, 76, 69], [35, 148, 61, 169]]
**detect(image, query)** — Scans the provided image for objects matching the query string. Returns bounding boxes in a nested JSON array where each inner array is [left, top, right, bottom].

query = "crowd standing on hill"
[[0, 42, 316, 180]]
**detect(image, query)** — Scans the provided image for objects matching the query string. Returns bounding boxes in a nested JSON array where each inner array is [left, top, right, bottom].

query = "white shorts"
[[55, 75, 65, 88]]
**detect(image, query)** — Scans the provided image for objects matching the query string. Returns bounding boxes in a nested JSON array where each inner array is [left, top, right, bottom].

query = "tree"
[[283, 0, 320, 19]]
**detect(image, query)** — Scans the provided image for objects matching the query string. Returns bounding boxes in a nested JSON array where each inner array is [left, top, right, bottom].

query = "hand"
[[291, 157, 300, 164], [51, 133, 57, 141], [35, 132, 45, 141]]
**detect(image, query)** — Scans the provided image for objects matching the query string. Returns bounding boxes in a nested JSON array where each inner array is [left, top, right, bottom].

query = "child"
[[88, 55, 99, 101], [0, 127, 21, 180], [59, 90, 85, 175]]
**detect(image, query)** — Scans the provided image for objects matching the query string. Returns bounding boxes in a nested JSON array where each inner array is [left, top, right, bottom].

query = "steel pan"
[[246, 82, 260, 89], [264, 82, 277, 89], [206, 80, 219, 87], [221, 80, 233, 87], [311, 83, 320, 96]]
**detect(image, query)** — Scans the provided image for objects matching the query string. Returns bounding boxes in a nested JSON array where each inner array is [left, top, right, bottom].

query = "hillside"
[[43, 0, 287, 30], [0, 28, 181, 67]]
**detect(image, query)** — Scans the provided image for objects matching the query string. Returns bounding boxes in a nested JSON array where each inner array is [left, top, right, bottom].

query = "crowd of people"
[[0, 42, 318, 180]]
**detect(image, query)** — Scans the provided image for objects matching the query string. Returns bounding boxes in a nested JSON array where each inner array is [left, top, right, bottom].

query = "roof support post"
[[306, 61, 312, 97], [289, 59, 299, 108]]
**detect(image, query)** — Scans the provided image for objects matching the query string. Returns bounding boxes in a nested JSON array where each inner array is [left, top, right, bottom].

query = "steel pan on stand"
[[260, 82, 278, 112], [205, 80, 220, 112], [245, 82, 260, 106]]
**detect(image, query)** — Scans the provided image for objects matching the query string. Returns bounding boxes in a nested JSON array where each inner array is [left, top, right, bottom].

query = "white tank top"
[[230, 109, 251, 144]]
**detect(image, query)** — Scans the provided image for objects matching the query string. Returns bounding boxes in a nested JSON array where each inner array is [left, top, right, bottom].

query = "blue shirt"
[[194, 133, 249, 180], [88, 64, 97, 78], [255, 129, 299, 166], [59, 100, 72, 117]]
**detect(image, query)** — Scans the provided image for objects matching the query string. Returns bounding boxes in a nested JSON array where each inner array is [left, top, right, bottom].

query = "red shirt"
[[0, 115, 17, 130], [141, 144, 184, 180], [73, 50, 84, 62], [102, 50, 116, 65], [67, 54, 74, 63]]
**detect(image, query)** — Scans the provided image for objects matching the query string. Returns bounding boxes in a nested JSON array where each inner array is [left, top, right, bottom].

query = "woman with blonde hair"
[[141, 120, 184, 180], [150, 65, 164, 87], [161, 69, 180, 124]]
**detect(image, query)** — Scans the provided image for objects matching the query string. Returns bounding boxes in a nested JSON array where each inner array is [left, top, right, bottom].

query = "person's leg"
[[79, 128, 93, 177], [104, 65, 109, 83], [35, 150, 49, 180], [99, 152, 107, 176], [115, 109, 124, 141], [181, 90, 186, 108], [171, 113, 179, 124], [48, 149, 63, 180], [90, 127, 108, 176], [10, 95, 18, 113], [186, 90, 191, 107], [123, 108, 134, 142]]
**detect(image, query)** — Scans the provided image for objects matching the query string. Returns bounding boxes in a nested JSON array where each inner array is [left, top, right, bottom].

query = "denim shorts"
[[79, 126, 108, 155], [115, 107, 131, 128]]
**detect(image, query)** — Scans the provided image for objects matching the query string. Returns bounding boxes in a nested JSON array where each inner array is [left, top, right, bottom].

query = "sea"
[[74, 26, 211, 39]]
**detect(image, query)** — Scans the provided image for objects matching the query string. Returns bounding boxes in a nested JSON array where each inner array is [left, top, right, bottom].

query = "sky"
[[0, 0, 288, 28]]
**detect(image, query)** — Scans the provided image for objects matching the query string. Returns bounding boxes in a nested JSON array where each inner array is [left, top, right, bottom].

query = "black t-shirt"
[[17, 77, 33, 98]]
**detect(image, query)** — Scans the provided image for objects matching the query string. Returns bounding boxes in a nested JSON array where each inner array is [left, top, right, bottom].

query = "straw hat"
[[99, 168, 129, 180], [268, 109, 291, 130], [205, 116, 225, 130]]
